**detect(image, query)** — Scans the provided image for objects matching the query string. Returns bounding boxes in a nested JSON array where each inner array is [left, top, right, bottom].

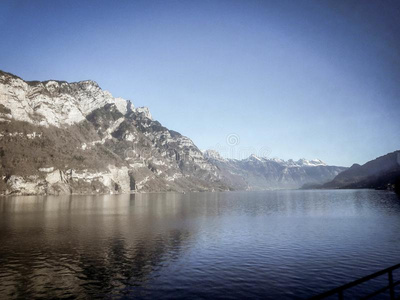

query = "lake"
[[1, 190, 400, 299]]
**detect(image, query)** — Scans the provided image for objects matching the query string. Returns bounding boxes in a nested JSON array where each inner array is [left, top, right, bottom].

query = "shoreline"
[[0, 188, 396, 198]]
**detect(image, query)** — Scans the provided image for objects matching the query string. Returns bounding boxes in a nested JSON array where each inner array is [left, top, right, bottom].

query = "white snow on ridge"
[[205, 149, 327, 167], [135, 107, 152, 120], [203, 150, 226, 162]]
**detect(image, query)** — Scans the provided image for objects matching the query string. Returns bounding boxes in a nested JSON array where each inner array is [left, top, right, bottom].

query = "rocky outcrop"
[[0, 70, 227, 195], [0, 71, 130, 127], [5, 166, 131, 196]]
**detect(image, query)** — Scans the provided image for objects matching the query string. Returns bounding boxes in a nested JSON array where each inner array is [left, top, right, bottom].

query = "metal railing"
[[310, 263, 400, 300]]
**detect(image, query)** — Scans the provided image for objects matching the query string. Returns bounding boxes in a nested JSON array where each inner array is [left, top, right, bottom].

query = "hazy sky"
[[1, 0, 399, 166]]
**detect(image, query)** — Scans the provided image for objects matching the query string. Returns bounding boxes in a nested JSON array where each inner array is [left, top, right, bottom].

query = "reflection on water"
[[0, 190, 400, 299]]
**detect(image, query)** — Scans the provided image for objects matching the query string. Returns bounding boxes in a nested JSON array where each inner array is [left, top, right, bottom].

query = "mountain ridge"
[[1, 70, 347, 195], [204, 150, 347, 190], [0, 70, 228, 195], [311, 150, 400, 191]]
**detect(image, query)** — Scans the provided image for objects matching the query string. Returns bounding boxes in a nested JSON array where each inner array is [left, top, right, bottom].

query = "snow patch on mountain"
[[203, 149, 227, 162], [204, 150, 346, 190]]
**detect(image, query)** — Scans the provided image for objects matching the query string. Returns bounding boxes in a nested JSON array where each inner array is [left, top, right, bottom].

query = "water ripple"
[[0, 190, 399, 299]]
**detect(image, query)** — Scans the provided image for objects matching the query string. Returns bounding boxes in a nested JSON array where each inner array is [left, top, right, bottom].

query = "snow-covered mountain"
[[0, 70, 346, 195], [204, 151, 347, 190]]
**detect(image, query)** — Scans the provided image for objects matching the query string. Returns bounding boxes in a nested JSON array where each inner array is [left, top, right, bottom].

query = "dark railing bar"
[[363, 279, 400, 300], [338, 290, 343, 300], [361, 284, 392, 300], [309, 263, 400, 300], [389, 270, 395, 300], [360, 280, 400, 300]]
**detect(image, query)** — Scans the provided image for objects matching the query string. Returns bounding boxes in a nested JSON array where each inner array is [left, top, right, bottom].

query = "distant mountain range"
[[204, 150, 346, 190], [0, 70, 397, 195], [305, 150, 400, 192]]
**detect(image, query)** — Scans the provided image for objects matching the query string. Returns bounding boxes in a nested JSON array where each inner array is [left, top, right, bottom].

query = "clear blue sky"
[[1, 0, 399, 166]]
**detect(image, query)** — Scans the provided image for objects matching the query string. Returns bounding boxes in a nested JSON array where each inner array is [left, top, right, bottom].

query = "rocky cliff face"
[[0, 70, 346, 195], [204, 151, 347, 190], [0, 70, 226, 195]]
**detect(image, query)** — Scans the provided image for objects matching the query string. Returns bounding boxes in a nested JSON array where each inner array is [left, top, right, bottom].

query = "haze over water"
[[1, 190, 400, 299]]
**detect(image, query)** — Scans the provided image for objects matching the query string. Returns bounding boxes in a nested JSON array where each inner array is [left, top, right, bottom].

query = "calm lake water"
[[1, 190, 400, 299]]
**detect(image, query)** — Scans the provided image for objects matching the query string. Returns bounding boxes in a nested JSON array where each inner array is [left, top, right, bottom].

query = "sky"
[[1, 0, 399, 166]]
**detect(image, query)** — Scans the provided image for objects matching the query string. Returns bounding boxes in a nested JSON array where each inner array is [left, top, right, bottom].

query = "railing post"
[[338, 290, 344, 300], [388, 270, 395, 300]]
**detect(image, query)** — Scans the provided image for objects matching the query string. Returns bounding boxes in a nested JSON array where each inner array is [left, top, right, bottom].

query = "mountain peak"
[[249, 154, 263, 161], [203, 150, 226, 162], [135, 107, 152, 120], [72, 79, 100, 88], [296, 158, 327, 167], [0, 70, 130, 126], [0, 70, 227, 195]]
